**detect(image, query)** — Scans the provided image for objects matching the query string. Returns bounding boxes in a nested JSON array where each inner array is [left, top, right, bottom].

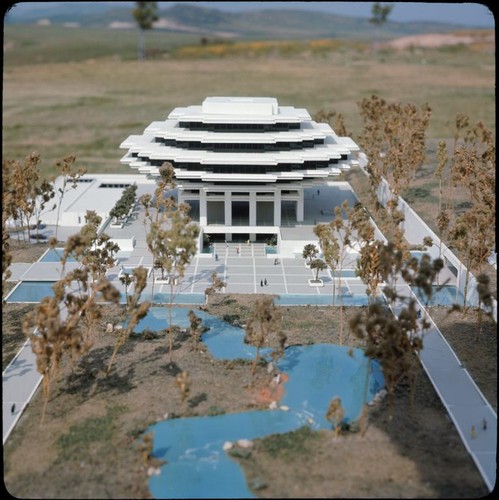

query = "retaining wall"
[[358, 153, 497, 322]]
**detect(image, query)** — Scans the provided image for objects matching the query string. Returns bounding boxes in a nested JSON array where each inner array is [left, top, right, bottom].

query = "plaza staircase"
[[212, 242, 266, 258]]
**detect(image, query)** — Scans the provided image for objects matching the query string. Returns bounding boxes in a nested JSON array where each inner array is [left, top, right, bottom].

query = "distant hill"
[[4, 2, 484, 40]]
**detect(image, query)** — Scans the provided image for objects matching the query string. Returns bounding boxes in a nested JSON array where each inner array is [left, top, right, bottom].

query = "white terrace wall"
[[358, 153, 497, 322]]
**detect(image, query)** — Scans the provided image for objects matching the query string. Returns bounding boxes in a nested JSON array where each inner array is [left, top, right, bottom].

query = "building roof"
[[23, 174, 156, 227], [169, 97, 310, 123], [201, 96, 279, 115]]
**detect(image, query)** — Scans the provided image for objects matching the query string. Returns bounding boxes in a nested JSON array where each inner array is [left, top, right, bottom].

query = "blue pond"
[[6, 281, 56, 303], [140, 307, 383, 498]]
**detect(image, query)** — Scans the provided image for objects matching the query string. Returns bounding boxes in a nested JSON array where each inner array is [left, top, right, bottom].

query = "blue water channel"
[[39, 248, 77, 263], [139, 307, 384, 498], [5, 281, 57, 303], [275, 293, 377, 307], [412, 285, 465, 306]]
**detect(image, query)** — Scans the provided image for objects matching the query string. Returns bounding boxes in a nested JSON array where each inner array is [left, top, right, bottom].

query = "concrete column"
[[200, 189, 207, 226], [249, 192, 257, 241], [177, 188, 184, 206], [224, 191, 232, 226], [273, 189, 281, 226], [249, 192, 257, 227], [297, 189, 304, 222]]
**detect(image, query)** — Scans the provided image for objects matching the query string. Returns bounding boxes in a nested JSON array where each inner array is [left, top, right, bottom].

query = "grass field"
[[3, 26, 495, 178]]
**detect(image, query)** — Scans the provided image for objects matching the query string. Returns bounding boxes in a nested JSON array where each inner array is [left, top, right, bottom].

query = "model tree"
[[76, 211, 121, 283], [435, 141, 451, 263], [314, 201, 364, 342], [326, 397, 345, 437], [444, 118, 495, 314], [358, 95, 431, 199], [245, 296, 281, 376], [2, 153, 55, 243], [369, 2, 393, 53], [314, 222, 340, 301], [310, 258, 327, 282], [32, 178, 56, 239], [109, 184, 137, 224], [356, 239, 384, 302], [6, 154, 37, 242], [2, 210, 12, 298], [302, 243, 319, 267], [313, 108, 350, 137], [350, 242, 443, 412], [346, 202, 383, 303], [133, 1, 158, 61], [188, 309, 206, 350], [358, 95, 431, 256], [107, 266, 151, 375], [23, 213, 122, 423], [204, 271, 226, 307], [141, 162, 176, 298], [143, 163, 199, 364], [174, 371, 191, 414], [53, 155, 87, 241]]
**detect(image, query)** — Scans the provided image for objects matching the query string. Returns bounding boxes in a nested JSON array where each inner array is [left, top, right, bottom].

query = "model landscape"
[[2, 2, 496, 498]]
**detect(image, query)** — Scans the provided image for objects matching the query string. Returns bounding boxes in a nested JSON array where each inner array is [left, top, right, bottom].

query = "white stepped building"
[[120, 96, 360, 242]]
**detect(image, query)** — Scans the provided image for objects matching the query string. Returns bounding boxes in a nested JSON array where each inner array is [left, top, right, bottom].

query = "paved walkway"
[[386, 285, 496, 492], [3, 340, 42, 444]]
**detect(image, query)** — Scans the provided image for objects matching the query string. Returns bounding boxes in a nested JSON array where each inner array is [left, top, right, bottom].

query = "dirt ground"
[[3, 291, 494, 498], [384, 31, 494, 51]]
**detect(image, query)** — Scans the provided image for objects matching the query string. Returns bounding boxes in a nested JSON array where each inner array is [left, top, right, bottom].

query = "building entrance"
[[281, 200, 297, 226], [232, 201, 249, 225]]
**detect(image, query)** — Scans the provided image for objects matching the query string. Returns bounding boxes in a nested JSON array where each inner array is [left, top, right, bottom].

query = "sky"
[[5, 1, 496, 28], [169, 1, 495, 27]]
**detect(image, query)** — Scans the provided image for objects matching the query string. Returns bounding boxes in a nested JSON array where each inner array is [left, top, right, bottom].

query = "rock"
[[147, 467, 160, 477], [250, 477, 268, 490], [280, 405, 290, 411], [115, 324, 123, 330], [223, 441, 233, 451], [269, 401, 278, 410], [237, 439, 253, 448], [373, 388, 387, 403], [266, 361, 275, 374], [105, 323, 113, 333]]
